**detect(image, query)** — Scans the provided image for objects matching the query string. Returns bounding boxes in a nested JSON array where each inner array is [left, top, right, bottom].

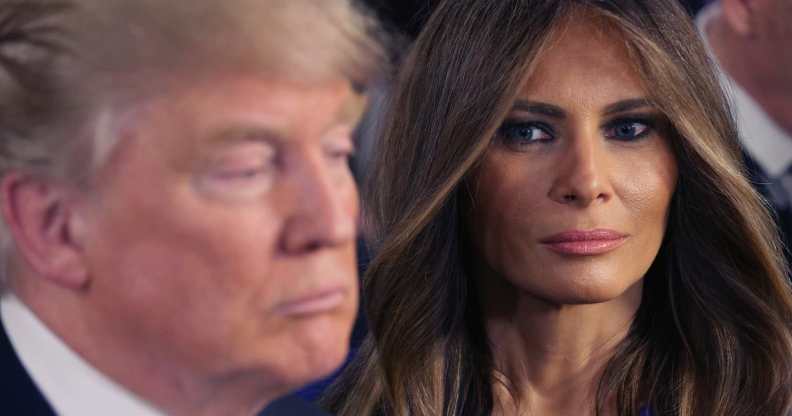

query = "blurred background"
[[359, 0, 708, 41]]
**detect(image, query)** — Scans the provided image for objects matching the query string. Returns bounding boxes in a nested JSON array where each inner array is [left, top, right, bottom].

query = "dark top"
[[744, 153, 792, 274], [0, 315, 57, 416], [1, 314, 330, 416], [259, 394, 331, 416]]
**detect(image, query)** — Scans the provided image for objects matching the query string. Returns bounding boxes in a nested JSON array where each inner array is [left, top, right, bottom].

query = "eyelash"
[[497, 121, 554, 147], [497, 117, 656, 150], [328, 147, 355, 161], [603, 118, 655, 141], [211, 164, 274, 182], [211, 146, 354, 183]]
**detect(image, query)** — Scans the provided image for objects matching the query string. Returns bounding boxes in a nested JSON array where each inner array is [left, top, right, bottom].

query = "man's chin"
[[266, 313, 354, 387]]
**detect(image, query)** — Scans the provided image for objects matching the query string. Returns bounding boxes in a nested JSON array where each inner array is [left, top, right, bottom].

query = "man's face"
[[73, 74, 361, 389], [754, 0, 792, 85]]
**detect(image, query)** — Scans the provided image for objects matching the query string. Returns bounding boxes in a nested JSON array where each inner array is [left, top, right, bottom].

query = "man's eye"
[[324, 138, 356, 168], [196, 163, 275, 200], [328, 149, 354, 162], [210, 166, 270, 180], [604, 120, 652, 141], [497, 121, 554, 150]]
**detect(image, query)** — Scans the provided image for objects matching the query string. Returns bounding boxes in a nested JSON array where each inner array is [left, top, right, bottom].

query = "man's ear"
[[0, 172, 88, 290], [721, 0, 756, 37]]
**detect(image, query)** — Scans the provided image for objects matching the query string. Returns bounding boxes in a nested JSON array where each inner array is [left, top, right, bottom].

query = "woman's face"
[[468, 20, 678, 305]]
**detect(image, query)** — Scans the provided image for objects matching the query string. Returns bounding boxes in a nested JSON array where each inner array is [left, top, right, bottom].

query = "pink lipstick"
[[540, 229, 628, 255]]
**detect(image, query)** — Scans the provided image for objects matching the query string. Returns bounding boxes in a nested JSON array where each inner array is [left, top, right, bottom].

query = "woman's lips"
[[540, 229, 629, 255], [275, 287, 347, 317]]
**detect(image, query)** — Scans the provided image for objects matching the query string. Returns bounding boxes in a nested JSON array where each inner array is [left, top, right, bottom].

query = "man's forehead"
[[131, 72, 359, 128], [181, 78, 367, 146]]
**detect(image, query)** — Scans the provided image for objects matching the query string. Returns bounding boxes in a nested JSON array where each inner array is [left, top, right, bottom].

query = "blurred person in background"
[[697, 0, 792, 272], [323, 0, 792, 415], [0, 1, 381, 415]]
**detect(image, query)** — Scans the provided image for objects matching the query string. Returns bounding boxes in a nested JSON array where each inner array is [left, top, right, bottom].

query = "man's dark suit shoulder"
[[743, 153, 792, 271], [0, 316, 56, 416], [2, 317, 333, 416], [260, 394, 331, 416]]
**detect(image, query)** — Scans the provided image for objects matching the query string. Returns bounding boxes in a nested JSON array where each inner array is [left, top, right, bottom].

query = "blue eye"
[[604, 119, 652, 141], [498, 121, 554, 150]]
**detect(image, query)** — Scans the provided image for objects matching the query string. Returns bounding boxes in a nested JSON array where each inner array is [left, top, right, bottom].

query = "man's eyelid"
[[322, 124, 356, 151], [324, 141, 357, 159], [323, 122, 355, 138], [204, 140, 278, 170]]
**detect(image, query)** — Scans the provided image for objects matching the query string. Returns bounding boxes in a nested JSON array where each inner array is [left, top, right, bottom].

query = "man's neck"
[[12, 282, 278, 416], [707, 16, 792, 136]]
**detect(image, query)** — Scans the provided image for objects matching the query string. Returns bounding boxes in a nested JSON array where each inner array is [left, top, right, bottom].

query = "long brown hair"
[[323, 0, 792, 415]]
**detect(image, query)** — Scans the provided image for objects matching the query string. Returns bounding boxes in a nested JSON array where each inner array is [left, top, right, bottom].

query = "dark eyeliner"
[[496, 120, 555, 152], [602, 115, 658, 141], [497, 119, 555, 141]]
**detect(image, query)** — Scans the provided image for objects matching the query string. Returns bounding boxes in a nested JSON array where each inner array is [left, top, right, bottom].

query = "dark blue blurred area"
[[259, 394, 330, 416]]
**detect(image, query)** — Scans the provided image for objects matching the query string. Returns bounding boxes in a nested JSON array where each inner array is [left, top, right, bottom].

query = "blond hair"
[[0, 0, 383, 280]]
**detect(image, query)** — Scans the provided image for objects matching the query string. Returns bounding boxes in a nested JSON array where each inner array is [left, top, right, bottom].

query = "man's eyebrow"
[[336, 91, 368, 126], [206, 126, 283, 146], [603, 98, 654, 116], [511, 100, 566, 119], [204, 92, 369, 147]]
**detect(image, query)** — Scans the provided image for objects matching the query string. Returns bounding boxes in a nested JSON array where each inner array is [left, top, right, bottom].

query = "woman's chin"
[[511, 273, 643, 306]]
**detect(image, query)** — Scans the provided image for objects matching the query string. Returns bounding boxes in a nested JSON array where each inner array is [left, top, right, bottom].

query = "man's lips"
[[274, 287, 348, 317], [540, 229, 629, 255]]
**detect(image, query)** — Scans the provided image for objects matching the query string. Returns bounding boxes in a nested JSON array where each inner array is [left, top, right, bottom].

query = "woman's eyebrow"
[[602, 98, 653, 116], [510, 98, 655, 119], [511, 99, 566, 119]]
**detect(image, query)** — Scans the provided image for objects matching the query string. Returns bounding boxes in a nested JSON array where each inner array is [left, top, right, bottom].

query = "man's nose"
[[281, 156, 357, 254], [548, 130, 612, 207]]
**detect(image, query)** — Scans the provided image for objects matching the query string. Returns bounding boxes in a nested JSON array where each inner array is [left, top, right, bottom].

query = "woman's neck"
[[479, 269, 642, 415]]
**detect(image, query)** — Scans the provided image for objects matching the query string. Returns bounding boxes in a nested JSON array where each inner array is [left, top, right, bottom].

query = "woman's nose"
[[548, 131, 612, 207]]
